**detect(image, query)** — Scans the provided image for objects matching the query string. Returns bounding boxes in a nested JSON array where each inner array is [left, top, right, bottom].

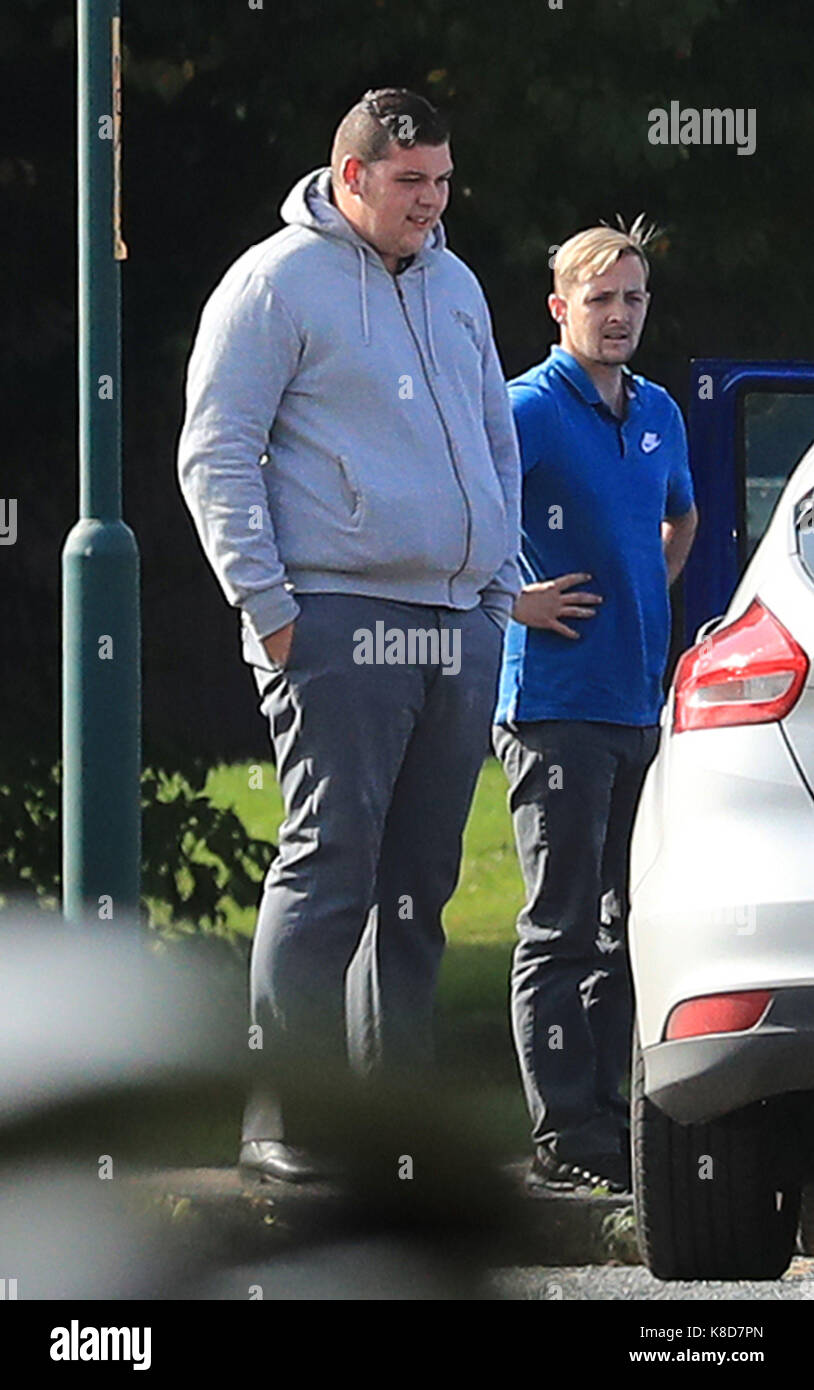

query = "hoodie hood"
[[279, 167, 446, 365]]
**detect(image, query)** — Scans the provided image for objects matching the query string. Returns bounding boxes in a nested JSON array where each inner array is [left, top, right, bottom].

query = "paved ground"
[[131, 1165, 814, 1299], [490, 1258, 814, 1300], [132, 1162, 636, 1268]]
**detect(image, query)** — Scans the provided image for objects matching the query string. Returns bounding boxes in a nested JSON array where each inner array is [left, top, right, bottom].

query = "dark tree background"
[[4, 0, 813, 762]]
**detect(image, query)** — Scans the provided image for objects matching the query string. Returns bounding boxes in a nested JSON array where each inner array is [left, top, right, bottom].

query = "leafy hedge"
[[0, 752, 275, 930]]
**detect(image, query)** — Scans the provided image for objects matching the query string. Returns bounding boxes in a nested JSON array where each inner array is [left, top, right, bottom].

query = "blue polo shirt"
[[495, 345, 695, 727]]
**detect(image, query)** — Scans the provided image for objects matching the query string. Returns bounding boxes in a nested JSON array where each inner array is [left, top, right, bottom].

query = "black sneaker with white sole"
[[571, 1149, 632, 1194], [527, 1143, 632, 1195], [526, 1144, 588, 1192]]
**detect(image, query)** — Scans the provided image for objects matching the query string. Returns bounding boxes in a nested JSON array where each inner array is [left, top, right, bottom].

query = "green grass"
[[203, 755, 524, 947]]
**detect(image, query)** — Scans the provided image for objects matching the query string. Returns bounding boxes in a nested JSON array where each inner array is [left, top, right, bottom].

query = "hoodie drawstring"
[[357, 246, 438, 372], [421, 266, 440, 374], [356, 246, 370, 346]]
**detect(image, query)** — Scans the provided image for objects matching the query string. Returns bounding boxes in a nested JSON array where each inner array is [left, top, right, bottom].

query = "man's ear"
[[341, 155, 365, 195], [548, 292, 567, 326]]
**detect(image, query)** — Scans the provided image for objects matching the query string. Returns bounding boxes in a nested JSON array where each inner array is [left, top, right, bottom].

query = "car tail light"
[[665, 989, 773, 1041], [673, 599, 809, 733]]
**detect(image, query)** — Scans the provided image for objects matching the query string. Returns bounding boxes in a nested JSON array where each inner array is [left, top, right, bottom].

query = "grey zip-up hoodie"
[[177, 168, 521, 665]]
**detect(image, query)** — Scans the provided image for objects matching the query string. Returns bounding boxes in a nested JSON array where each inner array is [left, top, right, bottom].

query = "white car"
[[629, 443, 814, 1279]]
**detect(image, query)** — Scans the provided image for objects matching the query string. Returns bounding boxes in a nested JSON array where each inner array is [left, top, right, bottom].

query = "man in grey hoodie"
[[177, 89, 521, 1181]]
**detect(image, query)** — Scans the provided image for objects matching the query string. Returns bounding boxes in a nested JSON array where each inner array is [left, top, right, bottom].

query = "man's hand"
[[512, 573, 603, 641], [662, 504, 699, 586], [262, 620, 296, 667]]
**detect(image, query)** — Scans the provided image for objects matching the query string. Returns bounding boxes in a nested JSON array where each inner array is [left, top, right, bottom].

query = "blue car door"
[[683, 359, 814, 644]]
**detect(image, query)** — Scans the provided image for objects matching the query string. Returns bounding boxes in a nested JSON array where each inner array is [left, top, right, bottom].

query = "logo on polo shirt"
[[640, 431, 661, 454]]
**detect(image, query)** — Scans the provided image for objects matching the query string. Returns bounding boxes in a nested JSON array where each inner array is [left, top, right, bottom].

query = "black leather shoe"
[[238, 1140, 336, 1184]]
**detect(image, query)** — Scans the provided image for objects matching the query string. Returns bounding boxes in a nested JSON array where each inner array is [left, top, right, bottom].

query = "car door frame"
[[684, 358, 814, 644]]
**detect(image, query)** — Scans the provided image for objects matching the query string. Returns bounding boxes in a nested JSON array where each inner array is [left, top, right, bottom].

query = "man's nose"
[[416, 186, 442, 210]]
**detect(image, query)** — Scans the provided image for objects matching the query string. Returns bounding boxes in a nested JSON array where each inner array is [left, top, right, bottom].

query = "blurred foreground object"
[[0, 904, 533, 1299]]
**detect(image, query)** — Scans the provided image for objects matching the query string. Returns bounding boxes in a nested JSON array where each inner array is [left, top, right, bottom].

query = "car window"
[[743, 393, 814, 559]]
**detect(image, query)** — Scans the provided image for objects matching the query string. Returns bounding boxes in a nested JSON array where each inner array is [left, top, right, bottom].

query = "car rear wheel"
[[632, 1024, 800, 1279], [798, 1186, 814, 1255]]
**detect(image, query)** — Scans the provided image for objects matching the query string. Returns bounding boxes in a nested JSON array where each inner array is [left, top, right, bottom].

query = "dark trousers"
[[492, 718, 659, 1160], [242, 593, 504, 1144]]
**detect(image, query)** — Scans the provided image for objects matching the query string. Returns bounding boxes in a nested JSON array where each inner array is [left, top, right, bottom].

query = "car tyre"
[[797, 1184, 814, 1255], [632, 1023, 800, 1280]]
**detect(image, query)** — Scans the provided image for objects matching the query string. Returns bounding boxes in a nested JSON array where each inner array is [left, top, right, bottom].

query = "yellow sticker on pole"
[[112, 16, 128, 260]]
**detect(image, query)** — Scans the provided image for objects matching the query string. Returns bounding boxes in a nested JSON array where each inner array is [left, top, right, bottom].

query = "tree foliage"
[[0, 748, 275, 928]]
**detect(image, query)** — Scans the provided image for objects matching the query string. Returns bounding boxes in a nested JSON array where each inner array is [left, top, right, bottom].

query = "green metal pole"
[[62, 0, 141, 924]]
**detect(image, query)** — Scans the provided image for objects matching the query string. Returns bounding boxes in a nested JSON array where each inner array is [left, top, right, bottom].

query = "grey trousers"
[[492, 719, 659, 1161], [242, 593, 503, 1144]]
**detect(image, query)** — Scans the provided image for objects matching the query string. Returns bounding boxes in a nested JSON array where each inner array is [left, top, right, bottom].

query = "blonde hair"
[[553, 214, 658, 295]]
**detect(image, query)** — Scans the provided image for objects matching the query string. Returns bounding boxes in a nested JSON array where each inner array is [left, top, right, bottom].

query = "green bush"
[[0, 753, 276, 930], [0, 754, 61, 907]]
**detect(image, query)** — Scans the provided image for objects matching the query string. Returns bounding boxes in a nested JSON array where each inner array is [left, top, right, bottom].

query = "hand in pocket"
[[261, 620, 296, 669]]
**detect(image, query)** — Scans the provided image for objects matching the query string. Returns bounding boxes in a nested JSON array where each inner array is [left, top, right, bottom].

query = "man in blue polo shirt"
[[493, 218, 697, 1192]]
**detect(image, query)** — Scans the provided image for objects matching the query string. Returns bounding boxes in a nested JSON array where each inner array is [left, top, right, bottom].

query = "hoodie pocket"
[[336, 453, 363, 525]]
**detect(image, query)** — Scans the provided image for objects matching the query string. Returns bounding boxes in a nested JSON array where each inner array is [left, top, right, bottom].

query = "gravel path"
[[490, 1256, 814, 1300]]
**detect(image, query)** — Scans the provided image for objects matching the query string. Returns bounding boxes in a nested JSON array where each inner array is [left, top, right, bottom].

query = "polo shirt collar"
[[548, 344, 601, 403], [547, 344, 639, 413]]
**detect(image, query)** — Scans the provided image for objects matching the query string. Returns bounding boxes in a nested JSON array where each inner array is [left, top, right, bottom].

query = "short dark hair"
[[331, 88, 450, 181]]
